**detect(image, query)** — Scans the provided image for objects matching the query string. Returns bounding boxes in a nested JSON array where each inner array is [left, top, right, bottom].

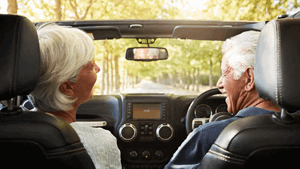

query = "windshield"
[[93, 39, 222, 95]]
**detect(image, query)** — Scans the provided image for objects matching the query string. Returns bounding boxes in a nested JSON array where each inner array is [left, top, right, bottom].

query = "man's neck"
[[256, 100, 281, 112], [239, 90, 281, 112]]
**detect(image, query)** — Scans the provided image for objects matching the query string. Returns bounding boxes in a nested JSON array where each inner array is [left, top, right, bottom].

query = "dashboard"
[[76, 93, 227, 169]]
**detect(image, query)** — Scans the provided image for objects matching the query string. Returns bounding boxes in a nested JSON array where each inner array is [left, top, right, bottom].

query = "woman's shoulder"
[[70, 122, 116, 139]]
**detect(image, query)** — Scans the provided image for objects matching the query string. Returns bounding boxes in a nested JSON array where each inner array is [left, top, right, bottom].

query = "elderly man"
[[164, 31, 280, 169]]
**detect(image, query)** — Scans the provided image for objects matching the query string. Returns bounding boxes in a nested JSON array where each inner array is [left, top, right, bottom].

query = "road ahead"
[[122, 80, 213, 95]]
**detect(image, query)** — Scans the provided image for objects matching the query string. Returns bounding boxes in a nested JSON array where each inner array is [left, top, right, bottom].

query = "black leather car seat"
[[198, 18, 300, 169], [0, 14, 95, 169]]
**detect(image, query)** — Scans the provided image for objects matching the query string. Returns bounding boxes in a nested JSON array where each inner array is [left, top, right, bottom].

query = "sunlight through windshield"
[[92, 39, 222, 95]]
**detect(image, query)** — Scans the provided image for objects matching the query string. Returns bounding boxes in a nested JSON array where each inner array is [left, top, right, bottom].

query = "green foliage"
[[102, 38, 223, 80], [16, 0, 300, 91], [199, 74, 220, 86], [202, 0, 300, 21], [17, 0, 181, 21]]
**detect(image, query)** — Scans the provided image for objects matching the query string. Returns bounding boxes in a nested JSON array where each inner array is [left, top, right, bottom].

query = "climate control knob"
[[156, 123, 174, 142], [141, 150, 151, 160], [129, 150, 138, 160], [119, 123, 137, 142], [155, 150, 164, 160]]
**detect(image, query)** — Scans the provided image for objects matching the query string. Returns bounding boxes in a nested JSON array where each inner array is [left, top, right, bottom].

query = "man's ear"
[[60, 81, 75, 96], [244, 67, 255, 92]]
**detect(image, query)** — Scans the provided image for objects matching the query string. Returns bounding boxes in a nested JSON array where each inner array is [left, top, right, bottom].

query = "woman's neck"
[[48, 108, 76, 124]]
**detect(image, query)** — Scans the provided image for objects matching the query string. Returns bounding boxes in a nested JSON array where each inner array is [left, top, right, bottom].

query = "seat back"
[[199, 114, 300, 169], [199, 16, 300, 169], [0, 14, 95, 169]]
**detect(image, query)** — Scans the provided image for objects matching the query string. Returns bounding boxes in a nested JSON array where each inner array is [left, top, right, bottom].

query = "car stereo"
[[126, 102, 166, 120]]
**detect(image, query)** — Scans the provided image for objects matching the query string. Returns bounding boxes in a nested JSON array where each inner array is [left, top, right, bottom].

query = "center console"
[[119, 102, 174, 142], [117, 94, 174, 169]]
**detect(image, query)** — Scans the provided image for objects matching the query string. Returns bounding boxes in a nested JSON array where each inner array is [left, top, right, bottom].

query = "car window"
[[91, 39, 222, 95]]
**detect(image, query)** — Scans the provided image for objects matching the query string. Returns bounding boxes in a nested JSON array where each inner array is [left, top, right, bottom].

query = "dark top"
[[164, 107, 277, 169]]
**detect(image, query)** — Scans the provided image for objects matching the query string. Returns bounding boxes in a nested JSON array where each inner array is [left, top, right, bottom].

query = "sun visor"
[[78, 26, 121, 40], [172, 22, 266, 41]]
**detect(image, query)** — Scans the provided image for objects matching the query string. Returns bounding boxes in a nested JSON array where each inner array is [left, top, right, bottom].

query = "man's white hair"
[[30, 23, 95, 112], [221, 31, 260, 80]]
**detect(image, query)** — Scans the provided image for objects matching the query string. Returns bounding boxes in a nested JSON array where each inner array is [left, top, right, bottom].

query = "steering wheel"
[[185, 88, 221, 134]]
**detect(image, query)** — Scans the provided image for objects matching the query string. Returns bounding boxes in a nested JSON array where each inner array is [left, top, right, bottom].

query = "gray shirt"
[[71, 122, 122, 169]]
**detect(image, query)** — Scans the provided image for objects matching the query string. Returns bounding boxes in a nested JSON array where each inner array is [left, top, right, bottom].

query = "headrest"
[[0, 14, 40, 100], [255, 18, 300, 113]]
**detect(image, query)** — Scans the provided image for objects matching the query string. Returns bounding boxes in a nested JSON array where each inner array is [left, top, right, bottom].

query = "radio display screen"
[[132, 103, 161, 119]]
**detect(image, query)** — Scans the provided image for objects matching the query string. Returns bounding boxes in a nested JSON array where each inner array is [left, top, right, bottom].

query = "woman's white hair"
[[221, 31, 260, 80], [30, 23, 95, 112]]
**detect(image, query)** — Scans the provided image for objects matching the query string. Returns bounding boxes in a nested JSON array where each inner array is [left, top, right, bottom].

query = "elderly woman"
[[30, 23, 122, 169]]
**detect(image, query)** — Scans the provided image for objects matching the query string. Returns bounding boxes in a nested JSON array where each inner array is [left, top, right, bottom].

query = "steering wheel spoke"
[[192, 118, 210, 130], [185, 88, 221, 134]]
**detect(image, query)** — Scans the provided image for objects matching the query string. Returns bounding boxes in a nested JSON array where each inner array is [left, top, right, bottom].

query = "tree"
[[202, 0, 300, 21], [55, 0, 62, 20], [7, 0, 17, 14], [69, 0, 94, 20], [14, 0, 298, 94]]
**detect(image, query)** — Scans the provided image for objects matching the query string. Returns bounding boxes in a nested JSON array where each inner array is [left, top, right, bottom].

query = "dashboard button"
[[195, 121, 202, 125]]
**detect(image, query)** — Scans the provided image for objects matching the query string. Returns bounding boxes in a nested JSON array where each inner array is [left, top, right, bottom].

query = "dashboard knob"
[[129, 150, 138, 159], [119, 123, 137, 142], [155, 150, 164, 160], [156, 123, 174, 142], [141, 150, 151, 160]]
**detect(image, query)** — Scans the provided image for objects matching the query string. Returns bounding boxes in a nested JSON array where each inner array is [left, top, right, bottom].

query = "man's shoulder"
[[195, 119, 233, 132], [236, 107, 277, 117], [192, 117, 238, 141], [192, 108, 270, 137], [194, 107, 276, 135]]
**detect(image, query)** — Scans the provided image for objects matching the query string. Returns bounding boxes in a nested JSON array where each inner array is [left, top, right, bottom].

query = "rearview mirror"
[[125, 47, 168, 61]]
